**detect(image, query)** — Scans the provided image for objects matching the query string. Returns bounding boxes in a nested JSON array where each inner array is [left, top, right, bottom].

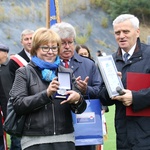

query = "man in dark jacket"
[[9, 29, 34, 82], [99, 14, 150, 150], [8, 29, 34, 150], [51, 22, 102, 150], [0, 43, 11, 150]]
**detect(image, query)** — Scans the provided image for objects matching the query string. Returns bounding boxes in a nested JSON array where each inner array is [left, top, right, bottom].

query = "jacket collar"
[[18, 49, 30, 62], [71, 51, 82, 63], [115, 38, 142, 61]]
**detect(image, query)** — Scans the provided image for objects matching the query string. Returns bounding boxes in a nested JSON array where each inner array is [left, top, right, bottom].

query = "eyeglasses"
[[61, 41, 74, 47], [40, 46, 59, 52]]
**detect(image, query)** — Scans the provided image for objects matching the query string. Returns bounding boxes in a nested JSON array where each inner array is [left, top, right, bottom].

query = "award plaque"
[[55, 72, 71, 99], [97, 55, 124, 98]]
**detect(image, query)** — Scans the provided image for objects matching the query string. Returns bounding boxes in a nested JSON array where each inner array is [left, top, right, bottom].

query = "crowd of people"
[[0, 13, 150, 150]]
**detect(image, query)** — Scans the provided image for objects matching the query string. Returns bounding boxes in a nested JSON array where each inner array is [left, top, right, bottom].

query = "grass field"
[[104, 105, 116, 150]]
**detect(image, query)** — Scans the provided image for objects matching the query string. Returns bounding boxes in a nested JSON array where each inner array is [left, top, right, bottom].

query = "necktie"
[[124, 53, 129, 62], [63, 60, 69, 68]]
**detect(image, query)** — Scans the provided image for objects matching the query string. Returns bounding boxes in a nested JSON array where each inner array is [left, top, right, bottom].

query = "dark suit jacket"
[[0, 78, 8, 135], [61, 51, 102, 99], [9, 49, 30, 82], [0, 58, 11, 135]]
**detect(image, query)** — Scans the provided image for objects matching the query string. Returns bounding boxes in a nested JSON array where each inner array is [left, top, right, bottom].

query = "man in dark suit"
[[51, 22, 102, 150], [8, 29, 34, 150], [9, 29, 34, 82], [0, 43, 11, 150], [0, 78, 8, 150]]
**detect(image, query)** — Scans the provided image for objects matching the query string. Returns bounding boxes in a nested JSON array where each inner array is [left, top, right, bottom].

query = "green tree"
[[98, 0, 150, 23]]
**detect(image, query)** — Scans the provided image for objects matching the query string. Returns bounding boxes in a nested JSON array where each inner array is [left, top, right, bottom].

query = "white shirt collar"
[[24, 49, 31, 60], [60, 59, 70, 67], [121, 43, 136, 59]]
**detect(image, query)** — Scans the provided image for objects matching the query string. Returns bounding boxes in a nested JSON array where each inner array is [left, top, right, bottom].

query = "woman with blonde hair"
[[9, 27, 86, 150]]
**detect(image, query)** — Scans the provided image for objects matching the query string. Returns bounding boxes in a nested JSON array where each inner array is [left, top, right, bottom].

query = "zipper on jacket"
[[45, 104, 47, 110], [27, 116, 32, 130], [52, 103, 56, 135]]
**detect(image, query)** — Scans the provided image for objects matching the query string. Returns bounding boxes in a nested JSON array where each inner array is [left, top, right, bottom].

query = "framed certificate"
[[97, 55, 124, 98]]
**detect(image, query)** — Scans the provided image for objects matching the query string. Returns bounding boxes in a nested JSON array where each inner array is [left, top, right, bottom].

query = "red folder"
[[126, 72, 150, 116]]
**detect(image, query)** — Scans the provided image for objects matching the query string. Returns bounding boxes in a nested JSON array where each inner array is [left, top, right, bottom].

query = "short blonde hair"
[[30, 27, 61, 56]]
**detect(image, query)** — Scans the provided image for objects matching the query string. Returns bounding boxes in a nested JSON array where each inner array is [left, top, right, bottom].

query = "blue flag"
[[50, 0, 60, 26]]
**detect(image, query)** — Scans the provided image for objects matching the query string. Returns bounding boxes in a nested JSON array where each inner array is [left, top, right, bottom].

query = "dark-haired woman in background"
[[75, 44, 93, 59]]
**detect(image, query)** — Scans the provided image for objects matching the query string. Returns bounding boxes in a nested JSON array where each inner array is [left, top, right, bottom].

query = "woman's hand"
[[60, 90, 81, 105], [46, 77, 59, 97]]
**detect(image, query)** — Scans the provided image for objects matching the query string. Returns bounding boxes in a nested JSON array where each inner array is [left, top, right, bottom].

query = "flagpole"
[[55, 0, 60, 23], [46, 0, 50, 28]]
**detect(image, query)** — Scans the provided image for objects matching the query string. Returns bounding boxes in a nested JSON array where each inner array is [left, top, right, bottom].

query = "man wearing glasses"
[[51, 22, 102, 150]]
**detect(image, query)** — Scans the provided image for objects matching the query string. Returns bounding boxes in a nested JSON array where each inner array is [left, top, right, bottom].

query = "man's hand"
[[76, 76, 89, 94], [112, 89, 133, 106]]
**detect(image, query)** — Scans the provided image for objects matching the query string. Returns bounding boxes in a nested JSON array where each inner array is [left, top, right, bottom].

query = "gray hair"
[[51, 22, 76, 39], [21, 29, 34, 41], [112, 14, 139, 29]]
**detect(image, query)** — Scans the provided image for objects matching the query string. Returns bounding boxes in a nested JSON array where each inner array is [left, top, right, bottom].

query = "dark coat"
[[99, 38, 150, 150], [0, 78, 8, 135], [61, 52, 103, 150], [0, 58, 12, 99], [64, 52, 102, 99], [10, 62, 86, 136], [0, 58, 12, 135]]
